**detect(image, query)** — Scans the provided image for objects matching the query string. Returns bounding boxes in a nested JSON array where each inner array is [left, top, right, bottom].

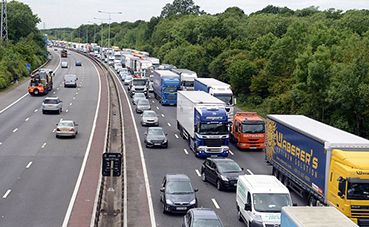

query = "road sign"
[[26, 64, 31, 71], [102, 153, 122, 177]]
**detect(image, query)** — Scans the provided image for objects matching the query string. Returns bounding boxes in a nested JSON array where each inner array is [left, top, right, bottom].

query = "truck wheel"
[[308, 196, 316, 206], [273, 168, 279, 179], [283, 176, 289, 187]]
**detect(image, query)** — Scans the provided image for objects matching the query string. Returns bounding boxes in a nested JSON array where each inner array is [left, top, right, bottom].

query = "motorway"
[[0, 49, 100, 226], [0, 49, 305, 227]]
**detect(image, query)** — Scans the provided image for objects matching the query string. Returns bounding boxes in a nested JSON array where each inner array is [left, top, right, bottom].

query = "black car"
[[182, 208, 224, 227], [201, 157, 244, 191], [144, 127, 168, 148], [160, 174, 198, 214]]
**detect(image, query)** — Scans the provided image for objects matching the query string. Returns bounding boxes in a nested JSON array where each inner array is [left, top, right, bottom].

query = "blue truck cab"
[[153, 70, 180, 106]]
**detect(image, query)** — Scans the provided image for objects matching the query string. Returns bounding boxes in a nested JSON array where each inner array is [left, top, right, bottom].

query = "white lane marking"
[[73, 97, 75, 100], [52, 128, 56, 133], [184, 149, 188, 155], [25, 118, 29, 122], [34, 109, 38, 112], [152, 100, 155, 103], [246, 169, 254, 175], [195, 169, 201, 177], [156, 107, 159, 110], [229, 150, 234, 155], [0, 93, 28, 114], [167, 122, 171, 127], [3, 190, 11, 199], [174, 134, 178, 139], [66, 109, 69, 113], [161, 114, 164, 117], [26, 162, 33, 169], [60, 84, 62, 86], [57, 88, 59, 90], [76, 92, 79, 95], [53, 92, 56, 94], [41, 143, 46, 149], [60, 118, 63, 121], [0, 142, 2, 146], [70, 103, 72, 106], [78, 88, 80, 91], [212, 198, 220, 209], [13, 128, 18, 133]]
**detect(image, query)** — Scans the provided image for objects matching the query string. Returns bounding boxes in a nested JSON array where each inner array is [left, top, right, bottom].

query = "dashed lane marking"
[[34, 109, 38, 112], [174, 134, 178, 139], [184, 149, 188, 155], [212, 199, 220, 209], [3, 190, 11, 199], [26, 162, 33, 169], [25, 118, 29, 122], [41, 143, 46, 149], [161, 114, 164, 117], [246, 169, 254, 175], [13, 128, 18, 133], [229, 150, 234, 155], [167, 123, 171, 127], [195, 169, 201, 177]]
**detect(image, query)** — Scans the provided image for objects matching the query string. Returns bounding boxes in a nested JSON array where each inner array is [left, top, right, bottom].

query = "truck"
[[230, 112, 265, 150], [28, 69, 54, 95], [61, 49, 67, 57], [281, 206, 358, 227], [128, 77, 148, 97], [194, 78, 234, 123], [176, 91, 230, 157], [236, 175, 294, 227], [171, 69, 197, 91], [152, 70, 180, 106], [146, 57, 160, 69], [266, 115, 369, 226]]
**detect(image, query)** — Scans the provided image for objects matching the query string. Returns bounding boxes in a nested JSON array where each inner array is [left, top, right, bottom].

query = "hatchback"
[[136, 99, 151, 113], [201, 157, 244, 191], [56, 120, 78, 138], [160, 174, 198, 214], [42, 97, 63, 114], [141, 110, 159, 126], [64, 74, 78, 88], [182, 208, 224, 227], [124, 75, 133, 85], [144, 127, 168, 148], [75, 61, 82, 66], [61, 61, 68, 68], [132, 93, 146, 105]]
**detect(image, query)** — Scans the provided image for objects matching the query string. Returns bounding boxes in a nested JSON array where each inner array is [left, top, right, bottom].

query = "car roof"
[[59, 119, 74, 123], [137, 99, 149, 103], [190, 208, 219, 220], [64, 74, 76, 77], [44, 96, 59, 100], [207, 157, 235, 163], [148, 127, 163, 130], [166, 174, 191, 182], [143, 110, 156, 114]]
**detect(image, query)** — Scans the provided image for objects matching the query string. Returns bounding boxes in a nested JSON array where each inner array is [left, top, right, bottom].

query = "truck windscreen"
[[164, 87, 177, 93], [214, 94, 232, 105], [133, 80, 146, 86], [347, 182, 369, 200], [242, 124, 265, 134], [253, 193, 291, 212], [199, 123, 228, 135]]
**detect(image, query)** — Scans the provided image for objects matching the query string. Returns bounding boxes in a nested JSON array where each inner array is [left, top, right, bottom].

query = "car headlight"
[[220, 175, 229, 181], [163, 138, 168, 144], [166, 199, 174, 205], [253, 213, 263, 222], [190, 199, 196, 205]]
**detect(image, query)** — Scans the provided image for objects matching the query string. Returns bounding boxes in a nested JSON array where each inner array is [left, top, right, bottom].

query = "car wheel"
[[162, 203, 167, 214], [216, 179, 223, 191], [42, 110, 45, 114], [201, 171, 207, 182], [72, 134, 76, 138], [56, 135, 59, 138]]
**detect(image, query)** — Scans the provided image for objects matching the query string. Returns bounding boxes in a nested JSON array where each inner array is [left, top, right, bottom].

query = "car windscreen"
[[192, 219, 223, 227], [143, 112, 156, 117], [44, 99, 58, 104], [347, 182, 369, 200], [134, 93, 145, 98], [138, 99, 149, 105], [148, 128, 164, 136], [217, 162, 242, 173], [166, 181, 193, 194]]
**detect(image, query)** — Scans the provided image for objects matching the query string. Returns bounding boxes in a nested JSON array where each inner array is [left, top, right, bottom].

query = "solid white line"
[[62, 57, 102, 227], [26, 162, 33, 169], [161, 114, 164, 117], [246, 169, 254, 175], [0, 93, 28, 114], [34, 109, 38, 112], [195, 169, 201, 177], [167, 122, 171, 127], [229, 150, 234, 155], [174, 134, 178, 139], [41, 143, 46, 148], [184, 149, 189, 155], [3, 190, 11, 199], [13, 128, 18, 133], [25, 118, 29, 122], [212, 198, 220, 209]]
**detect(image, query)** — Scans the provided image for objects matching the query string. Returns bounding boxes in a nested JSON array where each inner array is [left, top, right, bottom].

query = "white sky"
[[17, 0, 369, 29]]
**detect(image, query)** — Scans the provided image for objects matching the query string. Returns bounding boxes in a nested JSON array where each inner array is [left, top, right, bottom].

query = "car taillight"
[[70, 128, 74, 131], [56, 128, 61, 131]]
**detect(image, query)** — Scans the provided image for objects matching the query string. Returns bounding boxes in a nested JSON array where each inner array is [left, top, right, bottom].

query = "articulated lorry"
[[171, 69, 197, 91], [177, 91, 229, 157], [194, 78, 234, 123], [153, 70, 180, 106], [266, 115, 369, 226], [230, 112, 265, 150], [28, 69, 54, 95], [281, 206, 358, 227]]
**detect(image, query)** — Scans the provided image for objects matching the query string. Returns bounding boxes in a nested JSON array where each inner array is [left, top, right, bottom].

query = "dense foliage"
[[46, 2, 369, 138], [0, 1, 47, 90]]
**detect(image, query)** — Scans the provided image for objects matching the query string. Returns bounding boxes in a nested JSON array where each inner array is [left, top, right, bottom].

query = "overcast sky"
[[18, 0, 369, 29]]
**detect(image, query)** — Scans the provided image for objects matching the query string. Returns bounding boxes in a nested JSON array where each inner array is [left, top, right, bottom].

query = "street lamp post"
[[94, 17, 107, 47], [98, 10, 122, 49]]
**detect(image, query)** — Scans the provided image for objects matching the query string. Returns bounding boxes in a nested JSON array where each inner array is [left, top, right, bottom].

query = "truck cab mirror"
[[244, 203, 251, 211]]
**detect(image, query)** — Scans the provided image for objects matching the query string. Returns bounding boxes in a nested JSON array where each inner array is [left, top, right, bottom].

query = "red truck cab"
[[230, 112, 265, 150]]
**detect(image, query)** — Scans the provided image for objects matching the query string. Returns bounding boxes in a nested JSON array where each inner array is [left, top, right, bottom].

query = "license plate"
[[176, 207, 187, 210], [62, 130, 68, 132], [250, 147, 257, 149], [48, 106, 53, 108], [211, 155, 218, 157], [155, 143, 161, 146]]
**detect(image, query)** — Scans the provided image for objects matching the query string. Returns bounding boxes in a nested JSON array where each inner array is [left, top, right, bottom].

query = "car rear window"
[[44, 99, 58, 104], [59, 122, 73, 127]]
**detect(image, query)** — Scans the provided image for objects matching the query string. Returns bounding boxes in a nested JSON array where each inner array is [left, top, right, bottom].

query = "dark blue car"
[[75, 61, 82, 66]]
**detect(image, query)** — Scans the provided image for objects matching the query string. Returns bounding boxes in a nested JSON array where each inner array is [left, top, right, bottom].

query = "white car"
[[56, 120, 78, 138], [61, 61, 68, 68], [42, 97, 63, 114]]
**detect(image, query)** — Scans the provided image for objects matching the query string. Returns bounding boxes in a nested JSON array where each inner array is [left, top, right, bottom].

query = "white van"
[[61, 61, 68, 68], [236, 175, 293, 227]]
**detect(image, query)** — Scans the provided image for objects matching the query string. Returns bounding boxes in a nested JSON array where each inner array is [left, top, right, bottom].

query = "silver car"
[[141, 110, 159, 126], [64, 74, 78, 88], [136, 99, 151, 113], [42, 97, 63, 114], [56, 120, 78, 138], [132, 93, 146, 105], [124, 75, 133, 85]]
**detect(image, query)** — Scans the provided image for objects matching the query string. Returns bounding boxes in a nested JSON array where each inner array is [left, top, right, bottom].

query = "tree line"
[[45, 1, 369, 138], [0, 1, 47, 90]]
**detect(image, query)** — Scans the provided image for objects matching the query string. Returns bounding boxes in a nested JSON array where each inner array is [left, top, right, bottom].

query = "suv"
[[201, 157, 244, 191], [64, 74, 78, 88], [182, 208, 224, 227], [42, 97, 63, 114], [128, 78, 148, 97], [160, 174, 198, 214]]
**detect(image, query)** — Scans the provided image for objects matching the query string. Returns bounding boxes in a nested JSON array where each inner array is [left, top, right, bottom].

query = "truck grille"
[[358, 219, 369, 227], [168, 94, 176, 100], [206, 147, 222, 153], [135, 88, 144, 91], [352, 206, 369, 219], [204, 139, 225, 147], [265, 224, 280, 227]]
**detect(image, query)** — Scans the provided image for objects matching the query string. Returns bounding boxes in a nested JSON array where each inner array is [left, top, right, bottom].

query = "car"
[[182, 208, 224, 227], [144, 127, 168, 148], [75, 61, 82, 66], [54, 48, 58, 51], [61, 61, 68, 68], [56, 120, 78, 138], [136, 99, 151, 113], [42, 97, 63, 114], [124, 75, 133, 85], [141, 110, 159, 126], [132, 93, 146, 105], [120, 73, 127, 81], [119, 68, 129, 75], [64, 74, 78, 88], [160, 174, 198, 214], [201, 157, 244, 191], [114, 62, 122, 71]]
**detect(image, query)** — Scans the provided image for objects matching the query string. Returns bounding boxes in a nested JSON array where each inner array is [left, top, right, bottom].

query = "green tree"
[[160, 0, 203, 18]]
